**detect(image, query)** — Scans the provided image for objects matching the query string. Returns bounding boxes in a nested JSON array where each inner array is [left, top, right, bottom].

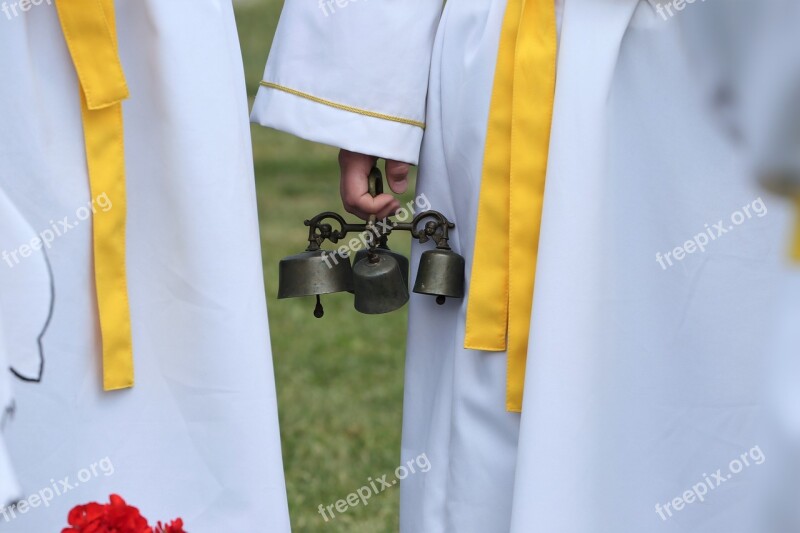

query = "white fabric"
[[255, 0, 789, 531], [744, 3, 800, 531], [0, 441, 18, 512], [0, 296, 20, 507], [510, 3, 784, 531], [760, 270, 800, 532], [0, 188, 54, 508], [0, 190, 54, 382], [0, 1, 290, 531]]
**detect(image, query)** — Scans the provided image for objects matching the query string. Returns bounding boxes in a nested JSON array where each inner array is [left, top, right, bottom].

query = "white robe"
[[760, 272, 800, 532], [744, 2, 800, 530], [0, 187, 53, 509], [254, 0, 789, 531], [0, 1, 290, 531], [0, 306, 20, 508]]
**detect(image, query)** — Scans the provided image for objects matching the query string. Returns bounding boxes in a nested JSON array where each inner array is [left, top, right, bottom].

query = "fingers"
[[339, 150, 401, 220], [385, 160, 410, 194]]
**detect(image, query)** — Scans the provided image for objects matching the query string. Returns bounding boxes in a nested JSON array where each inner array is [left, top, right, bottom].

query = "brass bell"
[[278, 249, 353, 317], [352, 251, 409, 314], [413, 248, 465, 305], [353, 246, 409, 286]]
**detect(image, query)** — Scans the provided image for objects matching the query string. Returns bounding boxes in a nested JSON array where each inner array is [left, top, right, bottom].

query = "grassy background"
[[233, 2, 415, 531]]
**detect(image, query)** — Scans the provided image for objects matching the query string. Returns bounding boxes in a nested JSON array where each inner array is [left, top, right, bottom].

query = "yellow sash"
[[464, 0, 557, 412], [55, 0, 134, 390]]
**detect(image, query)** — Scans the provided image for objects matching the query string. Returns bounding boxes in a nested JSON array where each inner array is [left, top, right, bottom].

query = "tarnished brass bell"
[[353, 247, 410, 286], [352, 252, 409, 314], [412, 248, 465, 305], [278, 250, 354, 317]]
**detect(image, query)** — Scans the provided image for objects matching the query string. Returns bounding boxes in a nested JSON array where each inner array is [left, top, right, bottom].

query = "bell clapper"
[[313, 294, 324, 318]]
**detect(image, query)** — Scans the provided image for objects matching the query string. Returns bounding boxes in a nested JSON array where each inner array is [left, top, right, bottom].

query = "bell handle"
[[367, 165, 385, 227], [368, 166, 384, 198], [365, 166, 384, 256]]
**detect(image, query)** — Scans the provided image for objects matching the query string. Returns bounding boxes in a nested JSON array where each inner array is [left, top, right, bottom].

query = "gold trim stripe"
[[260, 81, 425, 130]]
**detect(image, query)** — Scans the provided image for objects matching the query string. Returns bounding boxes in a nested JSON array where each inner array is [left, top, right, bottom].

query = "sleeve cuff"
[[250, 82, 425, 165]]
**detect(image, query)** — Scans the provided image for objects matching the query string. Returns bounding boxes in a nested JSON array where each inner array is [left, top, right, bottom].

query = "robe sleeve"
[[250, 0, 443, 165]]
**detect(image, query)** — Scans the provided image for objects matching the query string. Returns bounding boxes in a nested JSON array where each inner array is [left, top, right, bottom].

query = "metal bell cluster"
[[277, 168, 465, 317]]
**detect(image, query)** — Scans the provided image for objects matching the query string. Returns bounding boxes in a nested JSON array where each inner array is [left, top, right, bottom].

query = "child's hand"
[[338, 149, 410, 220]]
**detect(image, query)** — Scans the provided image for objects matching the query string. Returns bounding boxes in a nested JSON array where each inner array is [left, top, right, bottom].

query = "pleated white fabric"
[[254, 0, 790, 531], [0, 1, 290, 531]]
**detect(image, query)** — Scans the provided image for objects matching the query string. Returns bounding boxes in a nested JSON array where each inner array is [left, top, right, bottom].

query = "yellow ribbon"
[[464, 0, 557, 412], [55, 0, 134, 390]]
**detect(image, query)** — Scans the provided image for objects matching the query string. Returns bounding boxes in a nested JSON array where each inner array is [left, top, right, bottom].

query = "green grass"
[[234, 2, 415, 531]]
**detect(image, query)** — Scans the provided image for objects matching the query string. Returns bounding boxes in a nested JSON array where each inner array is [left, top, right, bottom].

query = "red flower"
[[62, 494, 153, 533], [154, 519, 186, 533]]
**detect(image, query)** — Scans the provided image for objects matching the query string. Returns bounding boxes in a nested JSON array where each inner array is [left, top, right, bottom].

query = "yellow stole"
[[55, 0, 134, 390], [464, 0, 557, 412]]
